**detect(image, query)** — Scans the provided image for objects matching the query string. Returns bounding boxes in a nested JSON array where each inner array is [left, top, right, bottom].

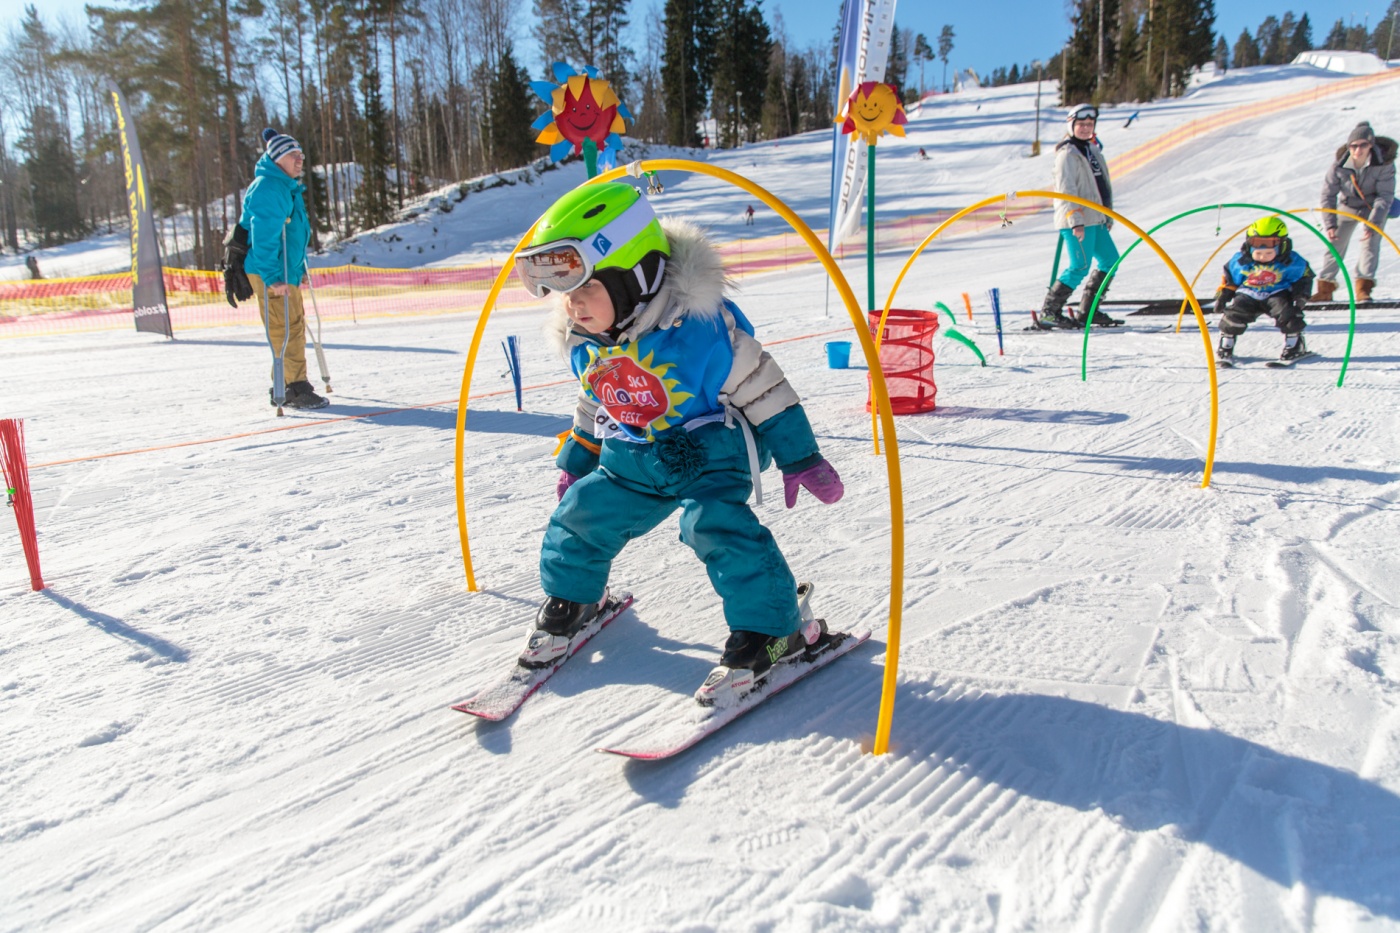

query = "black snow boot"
[[283, 380, 330, 410], [1036, 280, 1077, 329], [1074, 270, 1123, 326], [718, 629, 805, 676], [536, 595, 604, 637]]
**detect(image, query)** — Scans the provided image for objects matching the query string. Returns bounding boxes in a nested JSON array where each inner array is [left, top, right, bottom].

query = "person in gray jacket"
[[1312, 122, 1396, 303], [1036, 104, 1123, 329]]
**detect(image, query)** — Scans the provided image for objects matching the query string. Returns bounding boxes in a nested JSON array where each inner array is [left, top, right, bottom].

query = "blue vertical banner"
[[828, 0, 899, 253], [987, 288, 1005, 356], [502, 336, 523, 411], [107, 81, 172, 338]]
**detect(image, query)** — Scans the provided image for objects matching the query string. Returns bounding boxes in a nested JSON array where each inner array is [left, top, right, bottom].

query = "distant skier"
[[1036, 103, 1123, 329], [744, 204, 755, 225], [918, 147, 929, 161], [1212, 216, 1315, 366], [24, 255, 41, 280], [513, 182, 844, 704]]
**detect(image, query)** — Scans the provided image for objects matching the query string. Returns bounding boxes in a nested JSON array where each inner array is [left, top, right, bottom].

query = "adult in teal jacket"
[[239, 127, 326, 410]]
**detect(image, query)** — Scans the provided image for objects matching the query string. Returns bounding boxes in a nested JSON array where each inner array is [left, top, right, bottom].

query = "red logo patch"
[[587, 355, 669, 432], [1245, 267, 1280, 288]]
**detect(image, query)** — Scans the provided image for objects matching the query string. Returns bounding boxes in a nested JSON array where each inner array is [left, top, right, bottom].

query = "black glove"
[[1212, 287, 1232, 317], [222, 224, 254, 307]]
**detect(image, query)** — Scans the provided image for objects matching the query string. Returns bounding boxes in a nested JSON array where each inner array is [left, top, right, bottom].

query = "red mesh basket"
[[866, 308, 939, 415]]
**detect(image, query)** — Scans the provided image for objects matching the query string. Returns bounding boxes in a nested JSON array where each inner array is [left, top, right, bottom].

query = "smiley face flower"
[[531, 62, 634, 169], [837, 81, 908, 145]]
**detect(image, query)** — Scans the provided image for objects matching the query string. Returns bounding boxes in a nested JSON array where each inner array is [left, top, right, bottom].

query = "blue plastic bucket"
[[825, 341, 852, 369]]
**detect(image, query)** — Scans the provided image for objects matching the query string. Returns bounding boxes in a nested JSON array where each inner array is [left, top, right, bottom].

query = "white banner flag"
[[827, 0, 899, 253]]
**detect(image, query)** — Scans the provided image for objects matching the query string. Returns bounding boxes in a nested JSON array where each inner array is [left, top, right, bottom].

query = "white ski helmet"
[[1066, 103, 1099, 127]]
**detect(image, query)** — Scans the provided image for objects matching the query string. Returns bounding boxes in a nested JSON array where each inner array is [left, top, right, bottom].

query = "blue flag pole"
[[502, 336, 523, 411], [987, 288, 1004, 356]]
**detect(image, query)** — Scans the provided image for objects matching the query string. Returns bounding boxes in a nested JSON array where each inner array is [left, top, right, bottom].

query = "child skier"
[[1213, 216, 1315, 366], [514, 181, 844, 704]]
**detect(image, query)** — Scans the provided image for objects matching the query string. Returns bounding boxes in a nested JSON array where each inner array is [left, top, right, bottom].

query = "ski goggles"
[[1246, 236, 1283, 250], [515, 196, 657, 298], [1068, 105, 1099, 122]]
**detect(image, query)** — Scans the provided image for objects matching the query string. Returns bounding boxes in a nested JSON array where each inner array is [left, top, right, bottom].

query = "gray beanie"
[[1347, 122, 1376, 145], [262, 127, 302, 161]]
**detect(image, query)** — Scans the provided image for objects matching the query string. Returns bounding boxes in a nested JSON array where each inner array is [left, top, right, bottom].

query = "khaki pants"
[[248, 274, 307, 385]]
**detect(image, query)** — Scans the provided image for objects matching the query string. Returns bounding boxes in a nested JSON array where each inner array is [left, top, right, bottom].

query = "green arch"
[[1081, 203, 1356, 386]]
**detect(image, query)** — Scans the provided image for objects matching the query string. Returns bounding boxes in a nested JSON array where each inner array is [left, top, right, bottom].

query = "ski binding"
[[451, 591, 634, 721]]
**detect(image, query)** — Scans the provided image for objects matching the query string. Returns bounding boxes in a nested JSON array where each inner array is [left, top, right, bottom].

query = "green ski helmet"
[[515, 182, 670, 298], [1243, 215, 1291, 260]]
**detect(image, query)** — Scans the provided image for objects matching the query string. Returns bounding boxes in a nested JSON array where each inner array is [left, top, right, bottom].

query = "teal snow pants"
[[1057, 224, 1120, 289], [540, 421, 801, 638]]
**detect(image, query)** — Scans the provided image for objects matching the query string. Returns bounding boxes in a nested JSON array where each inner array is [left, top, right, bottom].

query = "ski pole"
[[260, 277, 289, 416], [987, 287, 1004, 356], [303, 260, 332, 393]]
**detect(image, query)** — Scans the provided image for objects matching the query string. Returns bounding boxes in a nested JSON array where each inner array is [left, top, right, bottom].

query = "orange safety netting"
[[1, 204, 1050, 339]]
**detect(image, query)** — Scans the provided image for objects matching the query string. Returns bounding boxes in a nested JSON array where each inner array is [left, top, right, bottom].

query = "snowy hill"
[[4, 63, 1400, 931]]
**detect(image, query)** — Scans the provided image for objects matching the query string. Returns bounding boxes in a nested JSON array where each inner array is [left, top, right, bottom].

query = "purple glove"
[[557, 471, 582, 501], [783, 459, 844, 509]]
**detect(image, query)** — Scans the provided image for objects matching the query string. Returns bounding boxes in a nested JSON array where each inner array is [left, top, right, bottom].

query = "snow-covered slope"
[[3, 65, 1400, 931]]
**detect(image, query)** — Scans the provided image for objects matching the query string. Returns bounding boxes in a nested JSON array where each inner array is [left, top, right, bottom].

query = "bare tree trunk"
[[221, 0, 243, 217], [389, 0, 404, 207]]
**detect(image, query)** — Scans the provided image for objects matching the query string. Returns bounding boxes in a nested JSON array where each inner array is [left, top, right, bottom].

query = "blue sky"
[[764, 0, 1399, 89], [19, 0, 1400, 89]]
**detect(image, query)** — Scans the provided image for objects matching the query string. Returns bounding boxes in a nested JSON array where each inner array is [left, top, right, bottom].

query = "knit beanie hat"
[[1348, 122, 1376, 145], [262, 127, 302, 161], [592, 250, 668, 331]]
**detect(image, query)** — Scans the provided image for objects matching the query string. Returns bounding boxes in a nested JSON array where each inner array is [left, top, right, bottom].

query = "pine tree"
[[662, 0, 716, 146], [1324, 19, 1347, 49], [937, 25, 954, 93], [1289, 14, 1314, 58], [710, 0, 769, 147], [912, 33, 932, 96], [1378, 2, 1400, 60], [488, 42, 536, 170], [883, 24, 908, 93], [23, 105, 85, 245], [353, 0, 394, 230], [1234, 28, 1260, 67], [1256, 16, 1282, 65]]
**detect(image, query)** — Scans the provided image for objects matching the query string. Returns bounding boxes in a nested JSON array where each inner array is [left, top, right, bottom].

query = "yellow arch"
[[1177, 208, 1400, 333], [452, 159, 910, 755], [878, 191, 1220, 487]]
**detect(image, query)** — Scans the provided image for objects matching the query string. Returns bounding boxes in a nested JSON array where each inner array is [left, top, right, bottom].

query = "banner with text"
[[827, 0, 898, 255], [107, 81, 172, 338]]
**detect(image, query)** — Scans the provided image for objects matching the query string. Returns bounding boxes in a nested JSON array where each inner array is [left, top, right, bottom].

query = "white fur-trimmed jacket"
[[546, 218, 820, 476], [1052, 135, 1114, 230]]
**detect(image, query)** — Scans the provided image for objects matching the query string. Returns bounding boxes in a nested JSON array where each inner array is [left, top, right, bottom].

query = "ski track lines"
[[8, 78, 1400, 931]]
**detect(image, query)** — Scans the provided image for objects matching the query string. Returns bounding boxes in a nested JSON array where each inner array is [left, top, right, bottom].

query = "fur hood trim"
[[1333, 136, 1398, 166], [543, 217, 732, 358]]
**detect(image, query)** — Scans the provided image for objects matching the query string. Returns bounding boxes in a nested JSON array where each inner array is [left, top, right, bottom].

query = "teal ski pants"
[[1057, 225, 1120, 289], [540, 422, 800, 638]]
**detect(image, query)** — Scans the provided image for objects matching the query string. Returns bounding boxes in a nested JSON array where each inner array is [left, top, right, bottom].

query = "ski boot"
[[1073, 269, 1123, 327], [1216, 334, 1236, 368], [694, 583, 826, 708], [1034, 281, 1078, 330], [283, 380, 330, 410], [519, 590, 610, 669], [1278, 333, 1308, 363]]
